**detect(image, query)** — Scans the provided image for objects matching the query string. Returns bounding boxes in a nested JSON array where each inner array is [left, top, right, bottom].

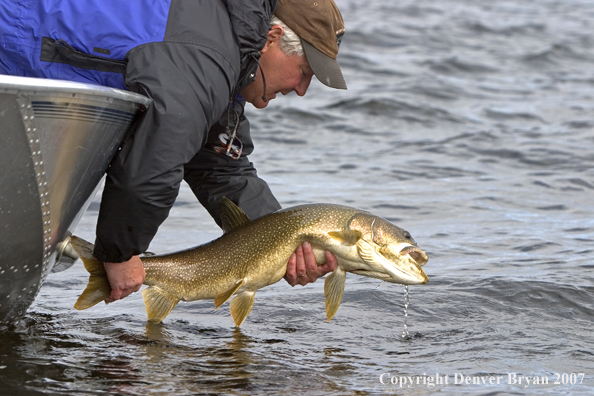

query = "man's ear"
[[262, 25, 284, 52]]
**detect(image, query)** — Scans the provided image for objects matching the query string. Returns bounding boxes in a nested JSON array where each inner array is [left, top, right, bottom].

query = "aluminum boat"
[[0, 75, 151, 324]]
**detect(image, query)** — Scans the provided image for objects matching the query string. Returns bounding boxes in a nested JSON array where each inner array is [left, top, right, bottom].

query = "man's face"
[[241, 25, 314, 109]]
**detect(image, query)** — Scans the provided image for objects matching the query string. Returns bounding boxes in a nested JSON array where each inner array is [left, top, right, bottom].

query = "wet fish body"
[[72, 198, 428, 327]]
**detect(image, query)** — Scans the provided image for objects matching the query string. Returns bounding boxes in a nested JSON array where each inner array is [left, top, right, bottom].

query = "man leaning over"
[[0, 0, 348, 303]]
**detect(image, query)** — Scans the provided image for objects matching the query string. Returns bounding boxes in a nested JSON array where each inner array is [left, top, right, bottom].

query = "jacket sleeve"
[[93, 41, 236, 263], [184, 101, 281, 227]]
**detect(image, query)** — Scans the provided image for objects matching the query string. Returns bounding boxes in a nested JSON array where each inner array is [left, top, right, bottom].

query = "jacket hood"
[[224, 0, 278, 94]]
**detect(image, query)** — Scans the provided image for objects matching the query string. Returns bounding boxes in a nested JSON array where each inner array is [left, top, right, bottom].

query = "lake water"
[[1, 0, 593, 394]]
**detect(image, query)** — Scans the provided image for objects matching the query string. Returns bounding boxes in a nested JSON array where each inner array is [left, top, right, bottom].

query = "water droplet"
[[402, 285, 410, 339]]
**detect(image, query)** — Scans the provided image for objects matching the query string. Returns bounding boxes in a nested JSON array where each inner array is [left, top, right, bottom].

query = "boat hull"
[[0, 76, 151, 324]]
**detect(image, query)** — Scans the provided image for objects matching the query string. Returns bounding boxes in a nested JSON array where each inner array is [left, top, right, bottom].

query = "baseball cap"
[[274, 0, 347, 90]]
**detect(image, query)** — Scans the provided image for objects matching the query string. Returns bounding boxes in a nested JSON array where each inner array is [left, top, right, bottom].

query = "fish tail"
[[69, 236, 111, 310]]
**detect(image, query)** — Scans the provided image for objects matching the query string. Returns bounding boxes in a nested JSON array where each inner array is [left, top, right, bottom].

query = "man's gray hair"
[[271, 16, 304, 57]]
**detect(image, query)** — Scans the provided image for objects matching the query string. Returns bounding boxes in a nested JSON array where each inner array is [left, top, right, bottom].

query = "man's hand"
[[285, 241, 338, 286], [104, 256, 146, 303]]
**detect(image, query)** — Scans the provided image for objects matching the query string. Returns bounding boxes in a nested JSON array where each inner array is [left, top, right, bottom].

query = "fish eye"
[[401, 230, 416, 244]]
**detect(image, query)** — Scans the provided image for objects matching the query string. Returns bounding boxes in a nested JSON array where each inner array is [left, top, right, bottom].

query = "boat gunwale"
[[0, 75, 151, 107]]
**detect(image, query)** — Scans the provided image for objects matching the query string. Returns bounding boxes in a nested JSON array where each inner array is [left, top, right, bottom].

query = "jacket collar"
[[224, 0, 278, 95]]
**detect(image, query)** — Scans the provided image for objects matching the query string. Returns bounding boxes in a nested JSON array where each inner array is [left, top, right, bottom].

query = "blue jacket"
[[0, 0, 281, 262], [0, 0, 172, 89]]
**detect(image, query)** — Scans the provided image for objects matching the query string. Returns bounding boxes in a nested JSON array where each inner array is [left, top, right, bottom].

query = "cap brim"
[[302, 40, 347, 90]]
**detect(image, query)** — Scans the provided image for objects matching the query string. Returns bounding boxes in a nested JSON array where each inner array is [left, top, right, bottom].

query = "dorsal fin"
[[220, 197, 251, 233]]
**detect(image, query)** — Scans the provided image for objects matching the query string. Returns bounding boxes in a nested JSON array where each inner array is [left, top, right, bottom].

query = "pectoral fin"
[[328, 230, 362, 245], [324, 267, 347, 322], [356, 240, 385, 272], [214, 279, 245, 310], [230, 291, 256, 327], [142, 286, 179, 323]]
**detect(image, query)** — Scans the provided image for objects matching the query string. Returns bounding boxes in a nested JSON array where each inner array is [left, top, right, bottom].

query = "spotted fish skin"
[[72, 198, 428, 327]]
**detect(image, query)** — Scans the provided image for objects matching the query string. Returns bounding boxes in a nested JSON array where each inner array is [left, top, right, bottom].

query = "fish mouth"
[[351, 269, 395, 281], [383, 244, 429, 284], [351, 266, 427, 285], [387, 263, 428, 285], [355, 241, 428, 285], [399, 246, 429, 267]]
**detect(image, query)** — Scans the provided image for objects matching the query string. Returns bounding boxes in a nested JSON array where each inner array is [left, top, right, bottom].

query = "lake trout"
[[72, 198, 428, 327]]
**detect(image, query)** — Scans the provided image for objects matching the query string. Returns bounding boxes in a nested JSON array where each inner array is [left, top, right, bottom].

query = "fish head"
[[333, 212, 428, 285]]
